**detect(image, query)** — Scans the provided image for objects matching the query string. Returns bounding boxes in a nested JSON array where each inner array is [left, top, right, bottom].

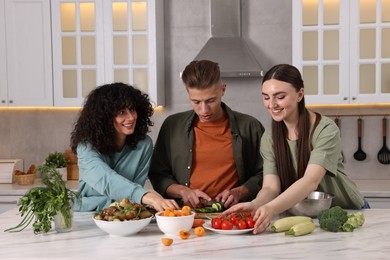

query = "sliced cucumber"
[[212, 202, 223, 212]]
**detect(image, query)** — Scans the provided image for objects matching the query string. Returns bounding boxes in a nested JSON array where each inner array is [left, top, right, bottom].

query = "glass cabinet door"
[[293, 0, 390, 104], [293, 0, 349, 104], [349, 0, 390, 103], [52, 0, 102, 106], [52, 0, 164, 107], [106, 1, 149, 94]]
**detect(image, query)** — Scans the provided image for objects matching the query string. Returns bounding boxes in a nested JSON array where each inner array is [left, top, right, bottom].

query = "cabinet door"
[[102, 0, 165, 107], [349, 0, 390, 103], [293, 0, 390, 105], [293, 0, 349, 104], [51, 0, 105, 107], [51, 0, 164, 107], [0, 0, 7, 106], [4, 0, 53, 106]]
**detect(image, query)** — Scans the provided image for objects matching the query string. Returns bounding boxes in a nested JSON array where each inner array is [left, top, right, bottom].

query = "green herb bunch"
[[43, 152, 68, 168], [4, 165, 80, 234]]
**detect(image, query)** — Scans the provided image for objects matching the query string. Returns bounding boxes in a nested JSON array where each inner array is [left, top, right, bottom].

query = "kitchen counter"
[[0, 180, 78, 195], [0, 207, 389, 259], [353, 180, 390, 197], [1, 179, 389, 198]]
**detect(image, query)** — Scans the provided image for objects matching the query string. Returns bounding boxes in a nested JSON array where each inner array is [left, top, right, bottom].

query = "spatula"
[[377, 117, 390, 165], [353, 118, 367, 161]]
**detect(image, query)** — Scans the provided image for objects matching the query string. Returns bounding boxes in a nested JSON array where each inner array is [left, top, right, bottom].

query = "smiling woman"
[[225, 64, 366, 235], [70, 83, 179, 212]]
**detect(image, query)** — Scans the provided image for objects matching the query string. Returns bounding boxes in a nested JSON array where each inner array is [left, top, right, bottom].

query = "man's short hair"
[[181, 60, 221, 89]]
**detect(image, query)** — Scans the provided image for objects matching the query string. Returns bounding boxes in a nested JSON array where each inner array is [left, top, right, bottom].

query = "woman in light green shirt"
[[225, 64, 366, 234]]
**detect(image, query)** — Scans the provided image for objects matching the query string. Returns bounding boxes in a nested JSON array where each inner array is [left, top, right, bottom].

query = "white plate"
[[203, 221, 254, 235]]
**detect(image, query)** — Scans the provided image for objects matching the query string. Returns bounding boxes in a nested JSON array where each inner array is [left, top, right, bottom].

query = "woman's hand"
[[252, 204, 275, 234], [142, 192, 179, 212], [222, 201, 253, 215]]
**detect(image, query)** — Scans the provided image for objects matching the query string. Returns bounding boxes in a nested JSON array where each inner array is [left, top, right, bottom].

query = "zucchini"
[[271, 216, 313, 232], [285, 221, 316, 236]]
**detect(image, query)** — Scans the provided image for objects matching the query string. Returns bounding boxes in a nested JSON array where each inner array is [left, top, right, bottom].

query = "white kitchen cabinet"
[[293, 0, 390, 105], [0, 0, 53, 106], [51, 0, 164, 107], [0, 1, 6, 105]]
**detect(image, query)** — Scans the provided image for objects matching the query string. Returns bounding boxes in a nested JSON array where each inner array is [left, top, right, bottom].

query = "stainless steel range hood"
[[194, 0, 264, 78]]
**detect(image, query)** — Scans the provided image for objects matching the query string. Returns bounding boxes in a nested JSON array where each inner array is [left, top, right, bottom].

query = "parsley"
[[4, 165, 80, 234]]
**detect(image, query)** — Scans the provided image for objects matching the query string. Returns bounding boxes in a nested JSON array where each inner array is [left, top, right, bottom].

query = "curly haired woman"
[[71, 82, 179, 211]]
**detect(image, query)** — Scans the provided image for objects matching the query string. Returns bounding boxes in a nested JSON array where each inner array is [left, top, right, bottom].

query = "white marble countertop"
[[0, 207, 389, 259], [1, 179, 389, 198]]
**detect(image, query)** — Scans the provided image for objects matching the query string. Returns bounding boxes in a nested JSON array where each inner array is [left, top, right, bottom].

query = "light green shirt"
[[261, 116, 364, 209], [74, 136, 153, 211]]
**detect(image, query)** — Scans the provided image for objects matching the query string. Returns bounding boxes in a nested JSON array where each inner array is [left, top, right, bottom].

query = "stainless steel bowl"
[[288, 191, 334, 217]]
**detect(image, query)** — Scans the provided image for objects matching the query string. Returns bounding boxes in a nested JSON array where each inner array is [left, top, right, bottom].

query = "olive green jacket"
[[148, 103, 265, 202]]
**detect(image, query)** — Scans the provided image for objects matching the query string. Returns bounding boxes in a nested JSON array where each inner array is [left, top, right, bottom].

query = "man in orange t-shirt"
[[149, 60, 265, 209]]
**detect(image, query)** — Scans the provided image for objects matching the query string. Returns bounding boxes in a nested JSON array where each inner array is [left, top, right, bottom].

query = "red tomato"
[[246, 217, 255, 228], [221, 220, 233, 230], [237, 219, 248, 230], [242, 211, 252, 217], [230, 214, 238, 226], [211, 218, 222, 229]]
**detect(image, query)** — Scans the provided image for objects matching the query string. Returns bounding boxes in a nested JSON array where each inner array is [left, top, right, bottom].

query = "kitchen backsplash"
[[0, 108, 389, 180], [0, 0, 389, 180]]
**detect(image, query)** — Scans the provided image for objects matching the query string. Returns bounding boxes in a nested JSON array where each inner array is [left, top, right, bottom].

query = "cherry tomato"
[[211, 218, 222, 229], [237, 219, 248, 230], [242, 211, 252, 217], [230, 214, 238, 226], [246, 217, 255, 228], [221, 220, 233, 230]]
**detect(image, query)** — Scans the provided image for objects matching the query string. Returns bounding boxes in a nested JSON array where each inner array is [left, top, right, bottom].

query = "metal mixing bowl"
[[288, 191, 334, 217]]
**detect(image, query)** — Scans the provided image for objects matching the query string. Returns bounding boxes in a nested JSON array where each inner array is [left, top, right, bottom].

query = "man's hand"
[[215, 186, 249, 208], [180, 188, 212, 208]]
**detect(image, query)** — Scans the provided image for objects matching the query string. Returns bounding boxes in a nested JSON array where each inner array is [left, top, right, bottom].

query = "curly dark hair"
[[70, 82, 154, 155]]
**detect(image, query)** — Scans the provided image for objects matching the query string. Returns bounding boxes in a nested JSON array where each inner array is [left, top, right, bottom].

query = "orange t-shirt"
[[190, 115, 238, 198]]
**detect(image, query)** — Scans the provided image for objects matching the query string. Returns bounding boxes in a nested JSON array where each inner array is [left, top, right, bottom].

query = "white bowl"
[[93, 216, 152, 237], [155, 211, 195, 235]]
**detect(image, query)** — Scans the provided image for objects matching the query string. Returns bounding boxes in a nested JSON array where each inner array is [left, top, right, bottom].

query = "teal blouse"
[[74, 136, 153, 211]]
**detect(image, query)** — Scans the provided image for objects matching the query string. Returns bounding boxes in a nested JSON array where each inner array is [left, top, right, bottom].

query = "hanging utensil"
[[377, 117, 390, 165], [334, 117, 344, 162], [353, 117, 367, 161]]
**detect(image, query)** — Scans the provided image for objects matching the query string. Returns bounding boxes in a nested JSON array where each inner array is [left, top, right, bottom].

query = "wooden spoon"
[[353, 118, 367, 161], [377, 117, 390, 165]]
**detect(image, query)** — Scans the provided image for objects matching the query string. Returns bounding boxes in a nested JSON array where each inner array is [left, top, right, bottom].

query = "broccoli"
[[317, 206, 348, 232], [342, 212, 365, 232]]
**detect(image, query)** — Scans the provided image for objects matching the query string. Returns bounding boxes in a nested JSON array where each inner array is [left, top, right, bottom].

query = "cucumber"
[[194, 202, 224, 213], [212, 202, 222, 212], [195, 207, 216, 213]]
